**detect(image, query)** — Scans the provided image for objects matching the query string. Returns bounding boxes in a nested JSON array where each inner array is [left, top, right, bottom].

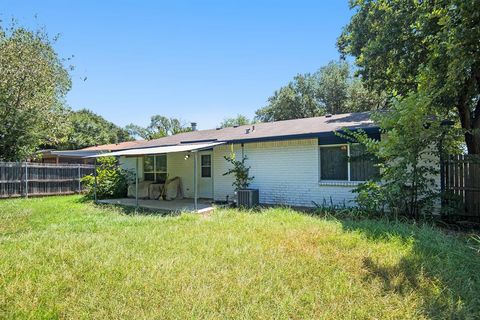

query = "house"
[[94, 112, 381, 209]]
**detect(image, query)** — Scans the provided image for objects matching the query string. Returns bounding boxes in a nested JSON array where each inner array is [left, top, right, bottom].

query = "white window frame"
[[200, 154, 212, 178], [143, 154, 167, 181]]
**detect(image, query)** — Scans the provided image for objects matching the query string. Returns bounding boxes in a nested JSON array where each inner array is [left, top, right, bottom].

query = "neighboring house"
[[35, 141, 144, 164], [98, 112, 381, 208]]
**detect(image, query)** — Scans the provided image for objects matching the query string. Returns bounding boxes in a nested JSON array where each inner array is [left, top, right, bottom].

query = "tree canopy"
[[255, 61, 384, 122], [219, 114, 251, 128], [60, 109, 132, 150], [0, 23, 71, 161], [338, 0, 480, 154], [126, 115, 191, 140], [255, 73, 322, 122]]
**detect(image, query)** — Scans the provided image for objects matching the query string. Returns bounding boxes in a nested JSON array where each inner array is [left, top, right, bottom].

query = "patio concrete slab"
[[97, 198, 214, 213]]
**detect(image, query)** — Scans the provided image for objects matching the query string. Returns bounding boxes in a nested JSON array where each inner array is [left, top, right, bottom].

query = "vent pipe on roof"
[[191, 122, 197, 131]]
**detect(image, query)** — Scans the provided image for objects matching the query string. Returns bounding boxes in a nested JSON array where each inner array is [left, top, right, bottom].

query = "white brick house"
[[96, 112, 381, 208]]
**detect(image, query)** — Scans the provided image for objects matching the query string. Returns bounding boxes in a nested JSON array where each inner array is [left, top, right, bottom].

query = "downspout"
[[135, 156, 139, 211], [94, 158, 98, 203]]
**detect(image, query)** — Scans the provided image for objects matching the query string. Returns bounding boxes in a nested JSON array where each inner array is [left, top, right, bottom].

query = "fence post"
[[24, 162, 28, 198], [439, 139, 445, 216], [78, 164, 81, 193], [18, 162, 22, 197]]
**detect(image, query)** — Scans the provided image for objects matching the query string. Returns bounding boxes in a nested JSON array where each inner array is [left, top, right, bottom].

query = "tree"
[[256, 73, 323, 122], [346, 78, 386, 113], [317, 61, 350, 114], [255, 61, 384, 122], [126, 115, 191, 140], [219, 114, 251, 128], [61, 109, 133, 150], [338, 0, 480, 154], [347, 93, 461, 219], [0, 22, 71, 160]]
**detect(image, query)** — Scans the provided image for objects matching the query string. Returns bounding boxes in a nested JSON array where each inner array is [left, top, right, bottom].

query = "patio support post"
[[94, 158, 97, 203], [135, 156, 139, 211], [193, 151, 198, 211]]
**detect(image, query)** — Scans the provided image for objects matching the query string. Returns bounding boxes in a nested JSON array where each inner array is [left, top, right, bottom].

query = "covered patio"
[[88, 142, 225, 213], [97, 198, 214, 213]]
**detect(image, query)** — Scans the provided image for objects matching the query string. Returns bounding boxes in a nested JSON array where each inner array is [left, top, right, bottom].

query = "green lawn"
[[0, 196, 479, 319]]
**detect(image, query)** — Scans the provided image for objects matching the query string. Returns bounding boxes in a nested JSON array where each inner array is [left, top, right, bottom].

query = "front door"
[[197, 151, 213, 198]]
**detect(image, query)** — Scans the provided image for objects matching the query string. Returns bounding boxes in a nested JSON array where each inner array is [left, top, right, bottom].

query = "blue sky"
[[2, 1, 353, 130]]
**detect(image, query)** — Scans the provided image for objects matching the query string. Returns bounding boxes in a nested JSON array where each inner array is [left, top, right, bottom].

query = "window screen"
[[143, 156, 155, 181], [320, 146, 348, 180], [350, 144, 378, 181]]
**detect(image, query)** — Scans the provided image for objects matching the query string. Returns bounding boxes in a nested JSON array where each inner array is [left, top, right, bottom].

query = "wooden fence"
[[0, 162, 95, 198], [442, 154, 480, 221]]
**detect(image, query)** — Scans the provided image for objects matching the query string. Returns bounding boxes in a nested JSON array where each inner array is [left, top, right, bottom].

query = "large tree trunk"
[[457, 73, 480, 155], [464, 130, 480, 155]]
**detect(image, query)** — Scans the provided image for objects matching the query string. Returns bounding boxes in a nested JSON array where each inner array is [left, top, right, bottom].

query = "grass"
[[0, 196, 479, 319]]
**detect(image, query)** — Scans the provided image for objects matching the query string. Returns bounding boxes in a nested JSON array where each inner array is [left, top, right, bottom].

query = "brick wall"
[[213, 139, 359, 207]]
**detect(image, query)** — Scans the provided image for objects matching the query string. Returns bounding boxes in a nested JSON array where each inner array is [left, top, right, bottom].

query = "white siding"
[[119, 156, 144, 181], [213, 139, 358, 207], [167, 152, 195, 198], [213, 143, 243, 202]]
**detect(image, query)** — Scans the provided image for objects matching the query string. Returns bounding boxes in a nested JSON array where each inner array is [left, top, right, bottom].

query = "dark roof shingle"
[[135, 112, 376, 148]]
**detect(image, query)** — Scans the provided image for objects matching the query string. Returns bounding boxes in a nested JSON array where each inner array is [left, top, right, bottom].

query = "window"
[[320, 145, 348, 180], [201, 154, 211, 178], [143, 154, 167, 182], [319, 144, 378, 182]]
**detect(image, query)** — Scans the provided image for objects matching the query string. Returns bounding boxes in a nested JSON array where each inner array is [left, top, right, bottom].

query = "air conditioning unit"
[[237, 189, 259, 208]]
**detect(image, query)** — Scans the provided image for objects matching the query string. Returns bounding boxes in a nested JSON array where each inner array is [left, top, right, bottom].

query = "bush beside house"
[[82, 157, 133, 200]]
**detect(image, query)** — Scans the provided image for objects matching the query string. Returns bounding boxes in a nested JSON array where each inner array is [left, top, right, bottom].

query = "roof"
[[57, 112, 376, 157], [134, 112, 377, 148], [91, 142, 226, 158], [36, 149, 102, 158], [50, 150, 106, 157], [36, 141, 146, 159], [81, 140, 145, 151]]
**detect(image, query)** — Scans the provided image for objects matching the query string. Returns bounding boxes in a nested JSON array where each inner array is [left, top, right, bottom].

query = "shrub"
[[81, 157, 133, 199], [353, 181, 386, 215], [223, 146, 254, 190]]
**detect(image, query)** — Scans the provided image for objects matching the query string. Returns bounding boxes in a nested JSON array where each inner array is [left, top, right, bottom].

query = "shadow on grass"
[[339, 218, 480, 318], [72, 195, 91, 204]]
